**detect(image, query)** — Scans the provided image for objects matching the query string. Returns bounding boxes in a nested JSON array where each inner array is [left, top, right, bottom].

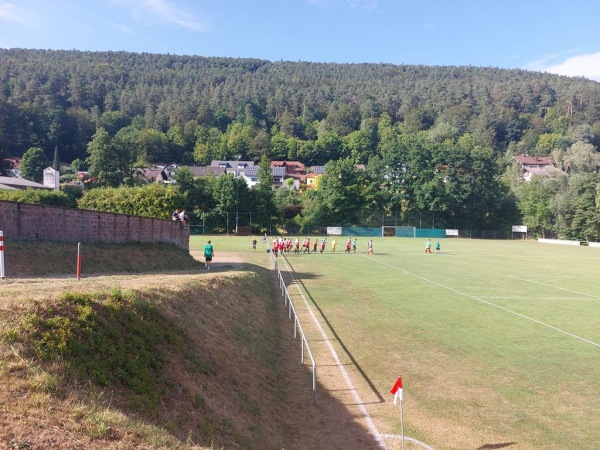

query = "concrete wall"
[[0, 200, 189, 250]]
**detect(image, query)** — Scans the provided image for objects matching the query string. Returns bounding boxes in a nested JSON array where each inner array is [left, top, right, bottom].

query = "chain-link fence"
[[187, 210, 516, 239]]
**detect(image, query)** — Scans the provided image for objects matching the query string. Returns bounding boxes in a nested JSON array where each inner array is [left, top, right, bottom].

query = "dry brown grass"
[[3, 240, 202, 278], [0, 244, 385, 450]]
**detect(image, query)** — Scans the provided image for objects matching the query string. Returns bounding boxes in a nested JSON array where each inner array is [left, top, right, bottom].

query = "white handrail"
[[268, 242, 317, 402]]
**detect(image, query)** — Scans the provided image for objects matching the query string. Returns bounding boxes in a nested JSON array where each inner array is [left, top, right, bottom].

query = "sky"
[[2, 0, 600, 81]]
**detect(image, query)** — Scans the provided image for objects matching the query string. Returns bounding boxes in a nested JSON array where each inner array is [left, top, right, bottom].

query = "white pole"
[[76, 242, 82, 281], [400, 398, 405, 450], [0, 230, 5, 279]]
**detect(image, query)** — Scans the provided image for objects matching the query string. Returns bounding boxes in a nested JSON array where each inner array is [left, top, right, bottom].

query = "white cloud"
[[527, 52, 600, 82], [112, 0, 208, 32], [0, 2, 30, 24]]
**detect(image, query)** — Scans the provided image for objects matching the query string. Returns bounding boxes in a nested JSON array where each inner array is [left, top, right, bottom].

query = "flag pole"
[[390, 377, 405, 450], [400, 398, 405, 450]]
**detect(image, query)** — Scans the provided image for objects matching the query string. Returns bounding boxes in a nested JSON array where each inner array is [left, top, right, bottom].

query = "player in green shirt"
[[204, 240, 214, 270]]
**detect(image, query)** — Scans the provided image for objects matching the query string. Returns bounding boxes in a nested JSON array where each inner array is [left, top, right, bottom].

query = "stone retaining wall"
[[0, 200, 188, 250]]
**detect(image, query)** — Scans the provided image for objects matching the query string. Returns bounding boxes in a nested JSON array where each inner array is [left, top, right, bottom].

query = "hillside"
[[0, 243, 381, 449], [2, 48, 600, 165], [4, 48, 600, 239]]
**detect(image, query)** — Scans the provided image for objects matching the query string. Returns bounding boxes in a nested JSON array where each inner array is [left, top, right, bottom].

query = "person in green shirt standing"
[[204, 240, 214, 270]]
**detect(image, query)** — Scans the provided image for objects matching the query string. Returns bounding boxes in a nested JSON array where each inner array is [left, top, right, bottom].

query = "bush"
[[0, 189, 75, 207], [78, 184, 187, 219]]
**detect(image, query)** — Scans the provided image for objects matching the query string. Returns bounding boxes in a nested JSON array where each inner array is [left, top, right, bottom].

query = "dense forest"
[[2, 48, 600, 238]]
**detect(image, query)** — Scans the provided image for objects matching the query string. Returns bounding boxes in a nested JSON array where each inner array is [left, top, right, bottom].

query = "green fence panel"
[[342, 227, 381, 237], [394, 227, 416, 237], [415, 228, 446, 238]]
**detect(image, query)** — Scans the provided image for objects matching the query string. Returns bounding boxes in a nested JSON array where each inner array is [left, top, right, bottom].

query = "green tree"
[[225, 122, 255, 160], [561, 141, 600, 174], [194, 126, 224, 164], [136, 128, 169, 164], [86, 128, 120, 187], [253, 154, 277, 230], [20, 147, 49, 183], [314, 130, 343, 165], [303, 158, 369, 227], [536, 133, 566, 155], [172, 167, 215, 222], [112, 126, 140, 185], [100, 111, 130, 136], [516, 176, 555, 237], [52, 146, 60, 170], [205, 174, 252, 233], [343, 128, 377, 164], [554, 173, 600, 240]]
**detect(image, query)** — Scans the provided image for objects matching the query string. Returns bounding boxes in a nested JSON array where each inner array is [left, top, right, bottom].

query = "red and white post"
[[390, 377, 405, 449], [0, 231, 5, 279]]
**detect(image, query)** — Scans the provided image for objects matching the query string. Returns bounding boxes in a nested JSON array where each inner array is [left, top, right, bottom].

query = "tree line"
[[2, 49, 600, 238]]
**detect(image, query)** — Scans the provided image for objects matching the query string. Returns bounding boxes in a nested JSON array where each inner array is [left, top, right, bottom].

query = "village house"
[[513, 155, 557, 181], [305, 166, 326, 189], [184, 166, 227, 178], [0, 176, 54, 191], [210, 160, 255, 178], [242, 166, 287, 188]]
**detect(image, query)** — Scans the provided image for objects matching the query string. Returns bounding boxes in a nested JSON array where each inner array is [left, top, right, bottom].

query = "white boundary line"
[[380, 434, 435, 450], [366, 257, 600, 349], [476, 296, 591, 300], [508, 275, 600, 300], [279, 256, 389, 450], [515, 275, 600, 279], [280, 255, 437, 450]]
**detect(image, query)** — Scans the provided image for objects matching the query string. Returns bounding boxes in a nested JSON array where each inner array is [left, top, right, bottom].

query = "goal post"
[[382, 226, 416, 237]]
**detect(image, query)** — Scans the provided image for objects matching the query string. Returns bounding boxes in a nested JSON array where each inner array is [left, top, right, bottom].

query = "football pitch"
[[194, 236, 600, 449]]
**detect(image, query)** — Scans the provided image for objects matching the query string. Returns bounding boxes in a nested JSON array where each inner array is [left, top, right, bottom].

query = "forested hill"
[[2, 47, 600, 165]]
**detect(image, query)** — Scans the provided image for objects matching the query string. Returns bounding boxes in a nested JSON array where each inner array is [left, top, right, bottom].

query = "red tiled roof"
[[513, 155, 554, 166], [270, 160, 306, 174]]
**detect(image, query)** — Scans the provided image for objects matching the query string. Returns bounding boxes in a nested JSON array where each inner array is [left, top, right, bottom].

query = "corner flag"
[[390, 377, 403, 405]]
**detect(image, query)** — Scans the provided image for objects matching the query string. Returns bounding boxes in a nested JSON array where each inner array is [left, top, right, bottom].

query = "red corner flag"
[[390, 377, 403, 405]]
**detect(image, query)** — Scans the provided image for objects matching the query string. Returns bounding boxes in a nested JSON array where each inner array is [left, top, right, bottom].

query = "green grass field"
[[190, 236, 600, 449]]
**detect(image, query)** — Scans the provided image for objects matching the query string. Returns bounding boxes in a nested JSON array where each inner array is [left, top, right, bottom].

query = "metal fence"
[[269, 243, 317, 403]]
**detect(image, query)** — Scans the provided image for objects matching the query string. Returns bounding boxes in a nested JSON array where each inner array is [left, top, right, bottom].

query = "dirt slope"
[[0, 245, 383, 449]]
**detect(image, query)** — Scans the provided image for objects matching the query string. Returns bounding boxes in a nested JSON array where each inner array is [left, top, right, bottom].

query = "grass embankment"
[[2, 241, 202, 277], [0, 242, 292, 449]]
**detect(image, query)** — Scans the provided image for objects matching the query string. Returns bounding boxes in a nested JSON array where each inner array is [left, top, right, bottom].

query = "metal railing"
[[268, 244, 317, 403]]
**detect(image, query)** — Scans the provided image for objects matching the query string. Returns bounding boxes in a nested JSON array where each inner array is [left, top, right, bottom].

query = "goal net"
[[382, 226, 416, 237]]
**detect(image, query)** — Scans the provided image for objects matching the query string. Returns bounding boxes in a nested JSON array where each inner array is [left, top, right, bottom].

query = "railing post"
[[275, 251, 317, 404]]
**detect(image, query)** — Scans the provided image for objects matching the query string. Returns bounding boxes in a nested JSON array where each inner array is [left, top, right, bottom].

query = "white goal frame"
[[382, 226, 416, 237]]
